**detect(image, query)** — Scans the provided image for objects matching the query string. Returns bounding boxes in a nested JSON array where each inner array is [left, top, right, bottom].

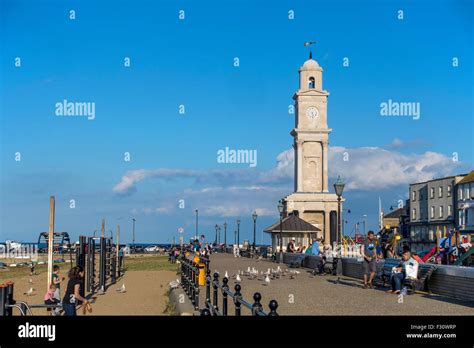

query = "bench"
[[378, 258, 437, 294]]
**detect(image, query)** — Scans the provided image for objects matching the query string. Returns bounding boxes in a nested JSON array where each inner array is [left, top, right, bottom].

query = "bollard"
[[212, 272, 219, 312], [234, 284, 242, 316], [268, 300, 279, 316], [191, 262, 196, 304], [5, 282, 14, 316], [251, 292, 263, 316], [200, 308, 211, 316], [0, 284, 6, 316], [194, 264, 200, 310], [205, 267, 211, 307], [222, 277, 229, 316], [198, 262, 206, 286]]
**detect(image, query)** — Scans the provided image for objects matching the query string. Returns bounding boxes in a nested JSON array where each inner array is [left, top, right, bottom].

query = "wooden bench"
[[378, 258, 437, 294]]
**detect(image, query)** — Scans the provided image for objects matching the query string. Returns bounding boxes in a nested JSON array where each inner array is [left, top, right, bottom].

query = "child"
[[44, 284, 60, 305], [44, 284, 61, 315], [52, 265, 65, 301]]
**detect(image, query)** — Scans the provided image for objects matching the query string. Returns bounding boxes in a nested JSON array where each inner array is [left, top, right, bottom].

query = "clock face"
[[306, 106, 319, 120]]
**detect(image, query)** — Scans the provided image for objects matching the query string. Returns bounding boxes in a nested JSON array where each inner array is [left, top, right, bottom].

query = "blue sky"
[[1, 0, 472, 244]]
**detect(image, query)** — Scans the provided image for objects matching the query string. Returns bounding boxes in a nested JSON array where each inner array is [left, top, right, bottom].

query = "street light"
[[362, 214, 368, 236], [252, 211, 258, 252], [277, 200, 284, 263], [236, 219, 241, 248], [223, 222, 227, 249], [132, 218, 136, 248], [333, 176, 345, 245], [218, 226, 221, 245], [195, 209, 199, 241], [214, 224, 219, 246]]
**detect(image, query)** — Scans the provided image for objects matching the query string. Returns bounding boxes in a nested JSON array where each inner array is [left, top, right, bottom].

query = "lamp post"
[[252, 211, 258, 252], [277, 200, 284, 263], [214, 224, 218, 246], [223, 222, 227, 249], [218, 226, 221, 245], [362, 214, 368, 236], [195, 209, 199, 241], [236, 219, 241, 248], [333, 176, 345, 245], [234, 230, 237, 245], [132, 218, 136, 248]]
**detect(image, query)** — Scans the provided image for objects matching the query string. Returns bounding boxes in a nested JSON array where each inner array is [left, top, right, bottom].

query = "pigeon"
[[264, 275, 270, 286], [224, 271, 229, 279], [116, 284, 126, 293], [169, 279, 180, 289], [28, 278, 33, 284], [236, 274, 241, 283], [24, 287, 35, 296]]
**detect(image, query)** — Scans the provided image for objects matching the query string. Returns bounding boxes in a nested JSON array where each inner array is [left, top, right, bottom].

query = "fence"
[[179, 253, 279, 316]]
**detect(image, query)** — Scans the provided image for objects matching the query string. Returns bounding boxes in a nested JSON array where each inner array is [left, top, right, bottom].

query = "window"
[[447, 185, 451, 197], [439, 206, 443, 218], [430, 187, 434, 199], [412, 208, 416, 220], [412, 190, 416, 201], [459, 186, 463, 200], [308, 77, 315, 89], [466, 187, 470, 200], [448, 205, 452, 216], [430, 206, 435, 219], [459, 211, 464, 226], [438, 186, 443, 198]]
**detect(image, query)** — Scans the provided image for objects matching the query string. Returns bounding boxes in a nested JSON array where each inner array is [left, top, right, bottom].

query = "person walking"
[[362, 231, 377, 289]]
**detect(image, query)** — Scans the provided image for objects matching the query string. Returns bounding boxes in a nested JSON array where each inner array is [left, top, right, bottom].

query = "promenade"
[[199, 253, 474, 315]]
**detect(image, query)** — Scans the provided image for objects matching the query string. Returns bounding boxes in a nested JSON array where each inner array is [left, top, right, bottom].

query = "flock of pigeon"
[[225, 265, 300, 286]]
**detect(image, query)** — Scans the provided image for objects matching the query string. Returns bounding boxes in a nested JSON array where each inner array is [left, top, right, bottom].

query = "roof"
[[409, 174, 468, 187], [263, 214, 321, 233], [384, 207, 405, 219], [300, 58, 322, 71], [458, 171, 474, 185]]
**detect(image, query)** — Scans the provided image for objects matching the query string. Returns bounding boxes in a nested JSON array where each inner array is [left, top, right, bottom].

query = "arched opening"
[[308, 77, 315, 89]]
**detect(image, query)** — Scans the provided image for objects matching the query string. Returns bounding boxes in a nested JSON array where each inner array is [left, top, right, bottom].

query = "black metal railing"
[[179, 250, 278, 316]]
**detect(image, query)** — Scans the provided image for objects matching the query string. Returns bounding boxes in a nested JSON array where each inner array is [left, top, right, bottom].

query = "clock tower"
[[282, 53, 341, 244]]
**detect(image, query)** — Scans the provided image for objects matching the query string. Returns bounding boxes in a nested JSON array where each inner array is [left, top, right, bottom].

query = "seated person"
[[317, 255, 327, 275], [387, 250, 418, 294], [44, 284, 60, 305]]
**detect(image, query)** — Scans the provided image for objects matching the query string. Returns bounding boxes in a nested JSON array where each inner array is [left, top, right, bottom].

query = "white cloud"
[[113, 139, 466, 198], [328, 146, 463, 191]]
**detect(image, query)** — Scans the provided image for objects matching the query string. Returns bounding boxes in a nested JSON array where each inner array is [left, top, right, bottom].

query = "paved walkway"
[[199, 253, 474, 315]]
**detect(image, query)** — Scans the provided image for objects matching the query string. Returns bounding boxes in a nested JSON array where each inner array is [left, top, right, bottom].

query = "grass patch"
[[125, 256, 179, 272], [0, 262, 71, 281]]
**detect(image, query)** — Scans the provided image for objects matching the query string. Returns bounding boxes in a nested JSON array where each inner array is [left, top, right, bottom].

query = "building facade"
[[408, 175, 465, 253], [457, 171, 474, 237], [282, 54, 340, 244]]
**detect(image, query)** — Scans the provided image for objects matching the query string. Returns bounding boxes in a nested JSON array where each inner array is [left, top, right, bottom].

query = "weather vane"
[[304, 41, 316, 59]]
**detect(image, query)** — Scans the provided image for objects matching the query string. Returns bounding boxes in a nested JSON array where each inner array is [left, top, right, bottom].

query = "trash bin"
[[198, 263, 206, 286]]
